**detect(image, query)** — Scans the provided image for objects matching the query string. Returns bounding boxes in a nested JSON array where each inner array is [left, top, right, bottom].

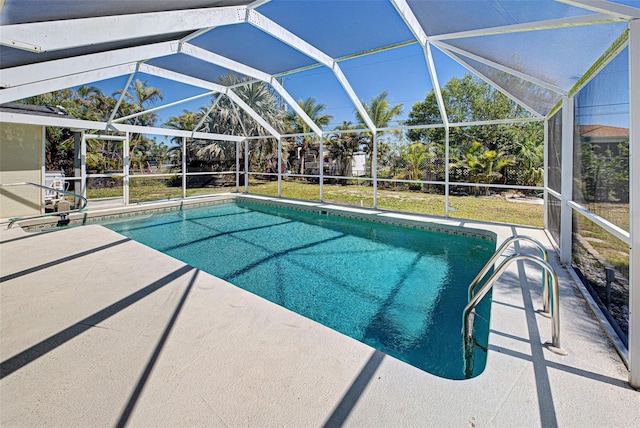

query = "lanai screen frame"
[[0, 0, 638, 388]]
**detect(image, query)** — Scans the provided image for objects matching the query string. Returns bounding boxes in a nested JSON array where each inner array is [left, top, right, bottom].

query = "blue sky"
[[75, 0, 476, 134], [575, 47, 630, 129], [84, 42, 470, 133], [80, 39, 629, 138], [74, 0, 630, 140]]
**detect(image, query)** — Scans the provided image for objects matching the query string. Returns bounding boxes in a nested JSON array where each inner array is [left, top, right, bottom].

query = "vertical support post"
[[628, 18, 640, 389], [445, 127, 450, 217], [319, 133, 324, 202], [235, 141, 240, 193], [372, 131, 377, 208], [123, 132, 130, 205], [74, 132, 82, 208], [181, 137, 187, 199], [80, 132, 87, 199], [244, 139, 249, 193], [543, 119, 549, 230], [41, 126, 46, 213], [277, 137, 282, 198], [560, 96, 574, 265]]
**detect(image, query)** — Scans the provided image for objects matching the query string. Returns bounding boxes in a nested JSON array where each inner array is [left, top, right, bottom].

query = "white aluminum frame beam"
[[424, 43, 450, 127], [230, 100, 249, 136], [193, 95, 223, 134], [391, 0, 449, 126], [246, 10, 334, 67], [108, 68, 139, 124], [436, 45, 545, 118], [179, 43, 322, 136], [0, 6, 246, 53], [557, 0, 640, 20], [123, 132, 130, 205], [390, 0, 429, 46], [247, 0, 272, 9], [543, 119, 550, 231], [331, 64, 376, 132], [246, 9, 376, 132], [567, 201, 630, 245], [430, 14, 622, 42], [0, 42, 177, 89], [434, 41, 568, 96], [226, 89, 280, 139], [138, 64, 280, 138], [178, 0, 270, 53], [0, 62, 138, 104], [0, 111, 244, 142], [111, 91, 215, 124], [560, 96, 574, 264], [628, 17, 640, 390]]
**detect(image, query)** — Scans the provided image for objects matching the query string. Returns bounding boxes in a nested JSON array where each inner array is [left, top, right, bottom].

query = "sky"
[[70, 0, 631, 143], [71, 0, 475, 138], [82, 42, 470, 135], [574, 47, 630, 129]]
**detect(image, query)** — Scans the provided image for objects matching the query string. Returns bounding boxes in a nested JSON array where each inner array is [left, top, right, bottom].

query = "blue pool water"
[[102, 201, 495, 379]]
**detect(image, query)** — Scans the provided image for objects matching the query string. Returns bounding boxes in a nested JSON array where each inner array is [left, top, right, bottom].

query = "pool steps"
[[462, 236, 567, 378]]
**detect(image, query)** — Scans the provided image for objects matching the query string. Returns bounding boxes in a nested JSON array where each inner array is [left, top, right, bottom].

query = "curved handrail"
[[462, 253, 567, 378], [1, 182, 87, 228], [468, 235, 551, 314]]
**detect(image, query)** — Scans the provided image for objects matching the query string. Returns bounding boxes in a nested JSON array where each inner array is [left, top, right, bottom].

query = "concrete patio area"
[[1, 198, 638, 427]]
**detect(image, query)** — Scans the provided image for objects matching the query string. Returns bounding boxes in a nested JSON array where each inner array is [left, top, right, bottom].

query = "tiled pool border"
[[236, 196, 496, 242], [17, 194, 497, 243]]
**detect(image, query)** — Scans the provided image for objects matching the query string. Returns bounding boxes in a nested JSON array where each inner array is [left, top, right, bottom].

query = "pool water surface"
[[102, 201, 495, 379]]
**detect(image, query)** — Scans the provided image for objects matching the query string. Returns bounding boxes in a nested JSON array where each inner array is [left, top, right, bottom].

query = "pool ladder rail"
[[462, 235, 568, 378], [0, 182, 88, 228]]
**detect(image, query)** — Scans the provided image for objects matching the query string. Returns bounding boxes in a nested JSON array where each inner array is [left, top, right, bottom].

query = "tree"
[[164, 109, 230, 171], [285, 97, 332, 175], [21, 90, 77, 173], [355, 91, 403, 178], [113, 79, 163, 125], [451, 141, 515, 195], [326, 121, 366, 179], [394, 142, 430, 182], [407, 74, 531, 148], [406, 73, 543, 188], [201, 75, 289, 174], [70, 85, 109, 121]]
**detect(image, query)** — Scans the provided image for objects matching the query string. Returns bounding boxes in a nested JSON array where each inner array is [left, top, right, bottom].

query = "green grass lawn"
[[87, 179, 236, 202], [249, 179, 544, 227], [574, 214, 629, 277], [87, 179, 545, 227]]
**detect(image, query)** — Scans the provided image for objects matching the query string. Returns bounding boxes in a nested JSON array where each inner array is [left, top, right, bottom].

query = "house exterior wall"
[[0, 122, 43, 218]]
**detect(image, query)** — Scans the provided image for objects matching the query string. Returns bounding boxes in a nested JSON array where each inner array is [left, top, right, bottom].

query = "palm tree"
[[453, 141, 515, 195], [200, 75, 289, 174], [206, 74, 287, 137], [113, 79, 163, 127], [355, 91, 403, 178], [512, 139, 544, 186], [285, 97, 332, 175], [111, 80, 165, 171], [395, 142, 430, 182], [164, 109, 209, 168], [327, 121, 365, 179], [72, 85, 107, 121], [117, 79, 163, 110]]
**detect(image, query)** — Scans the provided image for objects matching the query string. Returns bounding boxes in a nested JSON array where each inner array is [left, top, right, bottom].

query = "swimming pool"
[[102, 201, 495, 379]]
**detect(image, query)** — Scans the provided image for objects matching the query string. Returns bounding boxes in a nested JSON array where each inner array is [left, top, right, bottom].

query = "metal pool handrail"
[[462, 253, 567, 378], [468, 235, 551, 315], [0, 182, 87, 228]]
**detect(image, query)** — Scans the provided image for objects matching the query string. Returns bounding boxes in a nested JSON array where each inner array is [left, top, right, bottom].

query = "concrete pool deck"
[[1, 196, 638, 427]]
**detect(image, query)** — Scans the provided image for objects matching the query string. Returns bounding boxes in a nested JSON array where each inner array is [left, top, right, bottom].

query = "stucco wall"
[[0, 122, 43, 218]]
